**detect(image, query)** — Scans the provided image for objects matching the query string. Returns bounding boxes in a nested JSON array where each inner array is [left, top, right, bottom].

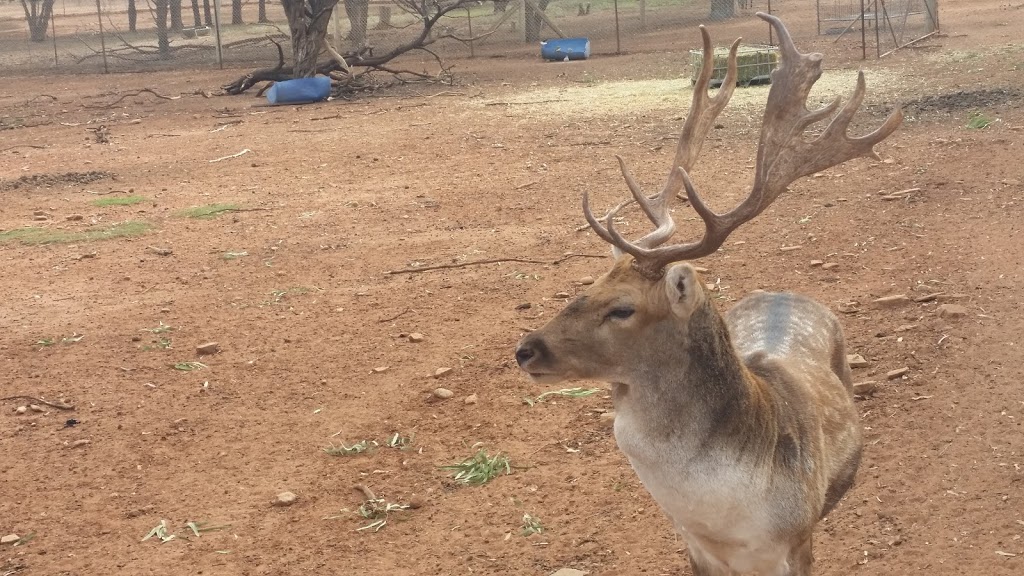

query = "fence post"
[[212, 0, 224, 68], [50, 12, 58, 68], [94, 0, 108, 73], [518, 0, 526, 43]]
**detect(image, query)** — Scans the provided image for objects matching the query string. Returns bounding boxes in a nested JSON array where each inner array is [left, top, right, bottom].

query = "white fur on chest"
[[613, 412, 792, 574]]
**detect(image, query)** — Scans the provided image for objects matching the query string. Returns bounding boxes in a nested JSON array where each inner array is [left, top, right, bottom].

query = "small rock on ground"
[[29, 404, 44, 412], [847, 354, 869, 368], [464, 393, 478, 405], [821, 262, 840, 270], [578, 276, 595, 285], [1, 534, 19, 545], [408, 332, 425, 343], [433, 387, 454, 399], [69, 439, 91, 448], [14, 406, 27, 414], [810, 260, 824, 267], [886, 367, 910, 380], [938, 304, 968, 318], [408, 495, 426, 509], [853, 381, 878, 396], [598, 411, 616, 426], [554, 291, 571, 299], [274, 491, 298, 506], [433, 367, 453, 379], [196, 341, 220, 355]]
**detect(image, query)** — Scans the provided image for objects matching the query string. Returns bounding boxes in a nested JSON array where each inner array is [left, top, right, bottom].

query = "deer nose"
[[515, 344, 536, 367]]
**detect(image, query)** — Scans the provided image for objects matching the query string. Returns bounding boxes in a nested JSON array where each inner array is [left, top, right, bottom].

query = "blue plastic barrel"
[[540, 37, 591, 61], [266, 76, 332, 105]]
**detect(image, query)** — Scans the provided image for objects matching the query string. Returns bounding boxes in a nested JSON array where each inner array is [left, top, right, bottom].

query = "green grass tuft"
[[442, 449, 512, 485], [0, 221, 150, 245], [967, 111, 994, 129], [176, 204, 241, 219], [92, 195, 147, 207]]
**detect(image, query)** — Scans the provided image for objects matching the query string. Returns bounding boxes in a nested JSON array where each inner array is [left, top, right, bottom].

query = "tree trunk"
[[343, 0, 369, 49], [171, 0, 184, 31], [709, 0, 735, 21], [191, 0, 202, 27], [282, 0, 339, 77], [258, 0, 269, 23], [20, 0, 56, 42], [203, 0, 213, 26], [524, 0, 551, 43], [155, 0, 171, 58], [128, 0, 138, 31], [232, 0, 244, 24]]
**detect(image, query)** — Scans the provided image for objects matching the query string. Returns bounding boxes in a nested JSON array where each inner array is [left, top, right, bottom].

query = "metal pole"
[[613, 0, 620, 54], [50, 11, 58, 67], [95, 0, 108, 73], [212, 0, 224, 68], [466, 8, 475, 58], [874, 0, 881, 58], [518, 0, 526, 44], [860, 0, 866, 60]]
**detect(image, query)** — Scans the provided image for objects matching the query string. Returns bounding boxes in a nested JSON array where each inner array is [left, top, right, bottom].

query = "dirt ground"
[[1, 1, 1022, 575]]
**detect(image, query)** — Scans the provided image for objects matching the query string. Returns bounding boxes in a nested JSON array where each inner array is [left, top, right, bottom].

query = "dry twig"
[[2, 395, 75, 410], [386, 253, 606, 275], [84, 88, 182, 109]]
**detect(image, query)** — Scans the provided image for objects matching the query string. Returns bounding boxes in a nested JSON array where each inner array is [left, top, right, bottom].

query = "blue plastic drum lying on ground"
[[266, 76, 332, 105], [540, 37, 591, 61]]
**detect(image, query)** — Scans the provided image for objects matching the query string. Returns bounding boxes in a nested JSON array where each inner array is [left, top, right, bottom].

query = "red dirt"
[[1, 1, 1022, 574]]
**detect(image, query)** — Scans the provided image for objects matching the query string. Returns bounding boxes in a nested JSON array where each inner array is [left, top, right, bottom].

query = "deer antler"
[[585, 25, 740, 258], [586, 12, 903, 280]]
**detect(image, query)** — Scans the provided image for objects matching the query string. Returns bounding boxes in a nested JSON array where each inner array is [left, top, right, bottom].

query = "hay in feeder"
[[690, 45, 779, 87]]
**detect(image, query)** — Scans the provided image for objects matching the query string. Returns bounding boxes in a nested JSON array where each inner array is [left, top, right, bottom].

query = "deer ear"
[[664, 263, 705, 319]]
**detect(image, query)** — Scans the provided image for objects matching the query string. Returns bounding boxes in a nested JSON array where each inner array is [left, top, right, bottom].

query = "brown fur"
[[516, 260, 862, 575]]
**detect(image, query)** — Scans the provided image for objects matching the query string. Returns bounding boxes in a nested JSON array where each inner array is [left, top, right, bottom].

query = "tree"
[[171, 0, 184, 31], [129, 0, 138, 32], [155, 0, 171, 58], [259, 0, 270, 23], [191, 0, 202, 28], [224, 0, 482, 95], [233, 0, 244, 24], [282, 0, 339, 77], [709, 0, 735, 21], [524, 0, 551, 43], [203, 0, 213, 26], [20, 0, 55, 42], [343, 0, 369, 49]]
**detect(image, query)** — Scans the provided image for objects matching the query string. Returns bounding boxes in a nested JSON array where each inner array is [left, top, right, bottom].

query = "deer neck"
[[612, 300, 756, 443]]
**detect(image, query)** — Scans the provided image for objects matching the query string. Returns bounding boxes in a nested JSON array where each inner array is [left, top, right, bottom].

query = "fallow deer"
[[515, 13, 902, 575]]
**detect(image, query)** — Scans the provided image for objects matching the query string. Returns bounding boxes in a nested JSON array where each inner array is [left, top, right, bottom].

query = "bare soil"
[[1, 1, 1022, 575]]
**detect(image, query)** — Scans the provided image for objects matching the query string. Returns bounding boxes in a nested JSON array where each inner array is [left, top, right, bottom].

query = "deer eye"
[[606, 307, 635, 321]]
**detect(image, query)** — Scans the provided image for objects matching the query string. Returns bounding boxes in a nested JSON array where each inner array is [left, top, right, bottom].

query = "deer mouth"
[[524, 372, 567, 385]]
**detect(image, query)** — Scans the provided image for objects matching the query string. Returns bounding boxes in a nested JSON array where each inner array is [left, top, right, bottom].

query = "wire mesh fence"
[[816, 0, 939, 57], [0, 0, 938, 77]]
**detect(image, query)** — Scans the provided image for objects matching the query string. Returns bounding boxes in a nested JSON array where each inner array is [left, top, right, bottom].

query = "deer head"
[[515, 13, 902, 385]]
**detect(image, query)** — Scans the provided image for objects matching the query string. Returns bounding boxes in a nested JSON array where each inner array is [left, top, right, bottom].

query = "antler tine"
[[620, 12, 902, 277], [585, 26, 741, 264]]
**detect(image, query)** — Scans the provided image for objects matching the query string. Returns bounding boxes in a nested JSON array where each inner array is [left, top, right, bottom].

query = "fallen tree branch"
[[386, 253, 606, 274], [0, 144, 49, 153], [1, 395, 75, 410], [84, 88, 182, 109]]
